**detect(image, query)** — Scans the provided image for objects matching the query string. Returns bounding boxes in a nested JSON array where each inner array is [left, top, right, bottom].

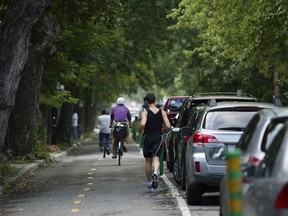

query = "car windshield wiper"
[[218, 127, 246, 131]]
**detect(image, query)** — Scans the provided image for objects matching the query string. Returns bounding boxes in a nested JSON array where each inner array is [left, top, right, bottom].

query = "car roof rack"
[[193, 92, 255, 98], [208, 98, 217, 107], [273, 97, 282, 107]]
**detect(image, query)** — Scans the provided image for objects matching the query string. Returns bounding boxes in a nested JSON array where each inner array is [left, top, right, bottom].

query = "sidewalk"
[[0, 143, 81, 196]]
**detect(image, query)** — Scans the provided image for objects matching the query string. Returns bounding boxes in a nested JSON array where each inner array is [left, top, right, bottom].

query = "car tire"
[[181, 160, 186, 190], [166, 159, 170, 170], [168, 145, 174, 172], [186, 183, 203, 205], [173, 157, 181, 185]]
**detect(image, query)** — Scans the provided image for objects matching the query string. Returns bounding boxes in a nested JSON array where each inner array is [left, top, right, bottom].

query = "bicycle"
[[113, 123, 128, 166]]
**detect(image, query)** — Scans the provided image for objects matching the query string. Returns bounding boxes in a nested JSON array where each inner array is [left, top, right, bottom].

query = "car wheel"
[[186, 183, 203, 205], [173, 157, 181, 185], [181, 160, 186, 190], [166, 159, 170, 170], [168, 145, 174, 172]]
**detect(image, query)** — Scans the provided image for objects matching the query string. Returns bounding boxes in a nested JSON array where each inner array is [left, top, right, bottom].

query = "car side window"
[[177, 99, 191, 127], [257, 125, 286, 178], [237, 114, 260, 151], [169, 99, 185, 112]]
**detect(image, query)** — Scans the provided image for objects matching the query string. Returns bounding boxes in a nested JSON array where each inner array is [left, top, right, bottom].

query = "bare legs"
[[145, 155, 160, 182]]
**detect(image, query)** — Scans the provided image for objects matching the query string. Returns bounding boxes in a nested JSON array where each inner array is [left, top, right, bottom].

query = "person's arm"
[[136, 110, 147, 137], [110, 112, 114, 128], [162, 110, 171, 131]]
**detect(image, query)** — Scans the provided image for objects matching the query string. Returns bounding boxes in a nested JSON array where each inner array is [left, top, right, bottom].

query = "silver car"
[[184, 101, 277, 205], [219, 107, 288, 216], [244, 119, 288, 216]]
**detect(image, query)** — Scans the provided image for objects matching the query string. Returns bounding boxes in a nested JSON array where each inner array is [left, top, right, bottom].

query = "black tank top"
[[144, 109, 163, 135]]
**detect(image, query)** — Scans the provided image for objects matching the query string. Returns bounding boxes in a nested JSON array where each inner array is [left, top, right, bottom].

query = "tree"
[[0, 0, 52, 151], [4, 15, 59, 156]]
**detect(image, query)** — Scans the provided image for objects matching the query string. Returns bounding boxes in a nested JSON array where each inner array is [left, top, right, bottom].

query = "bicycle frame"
[[116, 137, 125, 165]]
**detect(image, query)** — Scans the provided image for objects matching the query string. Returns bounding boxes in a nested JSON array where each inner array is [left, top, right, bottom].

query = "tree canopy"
[[1, 0, 288, 157]]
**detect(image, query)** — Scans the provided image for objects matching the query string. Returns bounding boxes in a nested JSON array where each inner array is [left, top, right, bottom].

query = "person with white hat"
[[110, 97, 131, 159]]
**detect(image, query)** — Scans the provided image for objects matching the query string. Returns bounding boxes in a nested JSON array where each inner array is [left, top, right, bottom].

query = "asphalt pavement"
[[0, 137, 219, 216]]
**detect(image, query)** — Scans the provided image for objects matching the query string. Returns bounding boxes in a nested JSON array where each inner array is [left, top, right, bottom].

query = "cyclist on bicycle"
[[110, 97, 131, 159]]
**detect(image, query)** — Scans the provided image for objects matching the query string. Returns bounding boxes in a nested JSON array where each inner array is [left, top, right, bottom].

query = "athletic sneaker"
[[112, 155, 117, 159], [147, 181, 153, 192], [151, 173, 158, 189]]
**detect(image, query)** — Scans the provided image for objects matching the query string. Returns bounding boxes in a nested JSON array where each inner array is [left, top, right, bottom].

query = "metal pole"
[[227, 150, 243, 216]]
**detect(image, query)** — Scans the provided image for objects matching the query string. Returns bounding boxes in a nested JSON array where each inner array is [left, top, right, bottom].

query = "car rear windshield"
[[204, 110, 258, 131], [169, 98, 186, 112]]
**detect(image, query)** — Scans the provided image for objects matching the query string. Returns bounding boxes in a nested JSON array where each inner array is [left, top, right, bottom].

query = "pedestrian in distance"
[[110, 97, 132, 159], [71, 109, 79, 142], [136, 93, 171, 191], [98, 109, 111, 154]]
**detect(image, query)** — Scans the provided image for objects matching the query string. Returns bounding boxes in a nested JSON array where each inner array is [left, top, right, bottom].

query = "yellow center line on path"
[[88, 176, 93, 179], [78, 194, 86, 198], [83, 188, 90, 191], [71, 209, 80, 213], [88, 172, 93, 175], [91, 168, 96, 171], [87, 182, 93, 185], [73, 200, 82, 205]]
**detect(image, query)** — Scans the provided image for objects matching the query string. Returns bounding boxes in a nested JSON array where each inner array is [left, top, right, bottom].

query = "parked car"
[[219, 107, 288, 216], [162, 95, 189, 170], [183, 101, 277, 205], [169, 92, 258, 181], [162, 95, 190, 124], [243, 119, 288, 216]]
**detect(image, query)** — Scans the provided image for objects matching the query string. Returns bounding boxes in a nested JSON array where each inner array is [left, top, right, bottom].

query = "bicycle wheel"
[[103, 146, 106, 158], [118, 140, 122, 166]]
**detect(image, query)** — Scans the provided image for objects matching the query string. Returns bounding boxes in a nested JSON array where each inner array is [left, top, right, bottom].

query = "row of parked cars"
[[162, 92, 287, 215]]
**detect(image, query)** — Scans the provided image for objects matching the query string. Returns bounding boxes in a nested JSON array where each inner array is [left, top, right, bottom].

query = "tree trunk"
[[56, 102, 74, 144], [3, 15, 59, 157], [56, 85, 81, 145], [0, 0, 52, 152], [84, 91, 102, 132]]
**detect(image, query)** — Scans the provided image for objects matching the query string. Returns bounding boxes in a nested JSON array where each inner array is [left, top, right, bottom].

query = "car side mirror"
[[171, 127, 180, 135]]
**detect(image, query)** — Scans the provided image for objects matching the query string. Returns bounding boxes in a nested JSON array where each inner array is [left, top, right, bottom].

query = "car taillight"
[[275, 183, 288, 208], [185, 136, 191, 143], [247, 156, 261, 165], [192, 132, 219, 146]]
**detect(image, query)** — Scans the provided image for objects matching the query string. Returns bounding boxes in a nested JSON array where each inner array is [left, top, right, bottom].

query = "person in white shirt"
[[71, 111, 78, 141], [98, 109, 111, 153]]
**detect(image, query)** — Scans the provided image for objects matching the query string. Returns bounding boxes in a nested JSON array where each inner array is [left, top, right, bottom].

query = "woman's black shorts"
[[142, 133, 163, 158]]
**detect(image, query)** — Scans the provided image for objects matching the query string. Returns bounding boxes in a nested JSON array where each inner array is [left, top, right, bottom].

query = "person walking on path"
[[136, 93, 171, 191], [98, 109, 111, 153], [110, 97, 131, 159], [71, 110, 79, 142]]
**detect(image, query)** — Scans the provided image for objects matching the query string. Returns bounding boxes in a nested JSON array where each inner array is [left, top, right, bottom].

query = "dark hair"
[[145, 93, 155, 104], [101, 109, 107, 115]]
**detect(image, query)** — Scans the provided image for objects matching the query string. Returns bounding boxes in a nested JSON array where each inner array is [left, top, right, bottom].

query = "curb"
[[0, 145, 78, 196]]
